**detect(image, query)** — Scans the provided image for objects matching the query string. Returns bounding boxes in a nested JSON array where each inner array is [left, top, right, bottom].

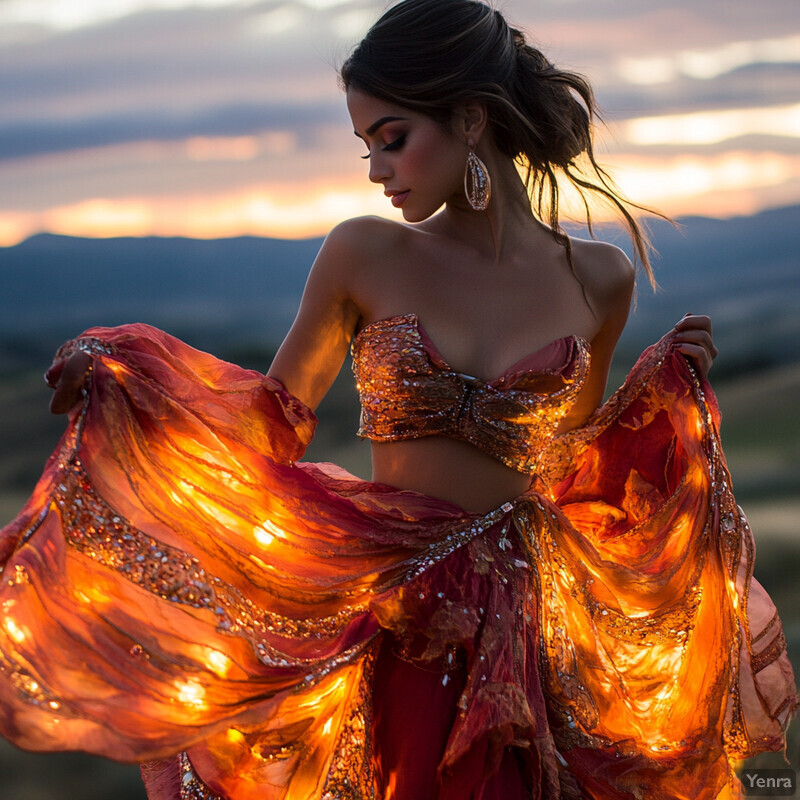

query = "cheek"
[[404, 143, 436, 177], [410, 136, 462, 186]]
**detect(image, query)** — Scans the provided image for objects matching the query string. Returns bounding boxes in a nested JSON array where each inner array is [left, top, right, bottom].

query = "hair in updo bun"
[[341, 0, 658, 284]]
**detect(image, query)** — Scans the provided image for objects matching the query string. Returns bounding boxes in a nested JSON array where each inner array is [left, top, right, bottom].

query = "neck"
[[441, 156, 541, 264]]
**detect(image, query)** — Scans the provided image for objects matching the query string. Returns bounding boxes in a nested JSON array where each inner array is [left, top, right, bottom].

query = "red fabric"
[[0, 324, 795, 800]]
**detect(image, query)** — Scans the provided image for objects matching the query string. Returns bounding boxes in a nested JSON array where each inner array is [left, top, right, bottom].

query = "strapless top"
[[351, 313, 591, 474]]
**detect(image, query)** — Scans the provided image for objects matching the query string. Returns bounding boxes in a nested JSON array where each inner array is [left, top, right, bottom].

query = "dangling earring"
[[464, 148, 491, 211]]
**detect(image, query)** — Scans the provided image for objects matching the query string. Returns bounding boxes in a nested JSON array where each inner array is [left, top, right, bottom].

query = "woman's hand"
[[673, 313, 718, 379], [45, 350, 92, 414]]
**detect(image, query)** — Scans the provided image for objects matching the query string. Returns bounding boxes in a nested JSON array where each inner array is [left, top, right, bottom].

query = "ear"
[[455, 101, 488, 148]]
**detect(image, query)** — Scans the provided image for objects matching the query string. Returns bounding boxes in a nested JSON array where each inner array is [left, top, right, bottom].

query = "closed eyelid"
[[382, 134, 406, 150], [359, 134, 406, 159]]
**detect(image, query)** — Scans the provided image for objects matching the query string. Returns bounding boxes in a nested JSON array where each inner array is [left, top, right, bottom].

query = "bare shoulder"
[[568, 237, 635, 321], [322, 215, 410, 259], [312, 217, 415, 305]]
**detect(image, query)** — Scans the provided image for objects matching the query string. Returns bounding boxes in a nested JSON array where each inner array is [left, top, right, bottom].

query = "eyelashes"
[[360, 134, 407, 159], [383, 134, 406, 151]]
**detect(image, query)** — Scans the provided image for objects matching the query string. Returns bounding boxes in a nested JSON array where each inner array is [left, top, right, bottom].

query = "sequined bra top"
[[351, 314, 591, 475]]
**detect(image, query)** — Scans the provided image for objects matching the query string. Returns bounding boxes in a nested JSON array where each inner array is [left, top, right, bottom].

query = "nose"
[[368, 152, 390, 184]]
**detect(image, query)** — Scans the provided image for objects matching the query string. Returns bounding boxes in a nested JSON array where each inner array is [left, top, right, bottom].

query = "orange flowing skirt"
[[0, 325, 795, 799]]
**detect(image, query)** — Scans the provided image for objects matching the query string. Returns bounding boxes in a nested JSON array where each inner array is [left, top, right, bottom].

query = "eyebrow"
[[355, 116, 409, 138]]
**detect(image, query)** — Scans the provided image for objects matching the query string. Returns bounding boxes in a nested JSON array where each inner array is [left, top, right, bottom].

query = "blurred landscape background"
[[1, 0, 799, 794]]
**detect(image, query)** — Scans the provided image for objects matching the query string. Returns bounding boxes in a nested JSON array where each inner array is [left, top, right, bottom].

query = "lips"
[[385, 189, 409, 208]]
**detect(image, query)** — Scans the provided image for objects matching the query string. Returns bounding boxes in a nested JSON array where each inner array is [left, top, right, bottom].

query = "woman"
[[1, 1, 795, 798]]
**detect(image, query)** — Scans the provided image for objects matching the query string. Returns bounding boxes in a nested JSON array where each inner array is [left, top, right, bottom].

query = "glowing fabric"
[[0, 324, 795, 799]]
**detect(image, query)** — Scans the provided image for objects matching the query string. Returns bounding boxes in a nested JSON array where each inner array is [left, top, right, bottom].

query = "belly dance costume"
[[0, 317, 795, 799]]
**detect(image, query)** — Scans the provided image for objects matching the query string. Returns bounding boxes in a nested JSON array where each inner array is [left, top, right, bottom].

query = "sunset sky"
[[1, 0, 799, 245]]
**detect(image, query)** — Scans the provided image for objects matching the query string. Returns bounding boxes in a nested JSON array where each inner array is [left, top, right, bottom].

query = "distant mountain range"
[[616, 204, 799, 375], [1, 204, 798, 378]]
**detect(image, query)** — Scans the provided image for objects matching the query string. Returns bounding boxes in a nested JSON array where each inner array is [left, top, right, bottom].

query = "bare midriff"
[[370, 437, 533, 514]]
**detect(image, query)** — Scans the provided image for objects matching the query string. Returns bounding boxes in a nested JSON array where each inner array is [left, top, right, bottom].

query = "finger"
[[50, 388, 76, 415], [50, 384, 85, 415], [49, 351, 92, 414], [61, 351, 91, 382], [672, 327, 714, 345], [674, 313, 712, 334], [672, 328, 718, 360], [44, 359, 65, 389], [675, 342, 713, 377]]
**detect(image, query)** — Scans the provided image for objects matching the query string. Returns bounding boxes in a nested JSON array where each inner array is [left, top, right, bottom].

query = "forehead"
[[346, 88, 416, 133]]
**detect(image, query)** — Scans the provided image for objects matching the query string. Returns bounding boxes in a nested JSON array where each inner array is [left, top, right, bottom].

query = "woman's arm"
[[267, 221, 365, 411], [47, 222, 368, 416], [558, 245, 719, 434], [555, 242, 635, 433]]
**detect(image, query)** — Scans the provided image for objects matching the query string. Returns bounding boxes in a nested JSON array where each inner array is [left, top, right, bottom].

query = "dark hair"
[[341, 0, 659, 286]]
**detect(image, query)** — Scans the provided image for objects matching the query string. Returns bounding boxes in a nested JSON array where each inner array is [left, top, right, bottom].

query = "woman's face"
[[347, 88, 468, 223]]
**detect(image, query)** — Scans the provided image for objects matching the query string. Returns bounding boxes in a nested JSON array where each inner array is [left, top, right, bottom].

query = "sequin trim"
[[179, 751, 224, 800], [49, 455, 372, 666], [55, 336, 116, 362], [321, 648, 378, 800], [751, 628, 788, 675]]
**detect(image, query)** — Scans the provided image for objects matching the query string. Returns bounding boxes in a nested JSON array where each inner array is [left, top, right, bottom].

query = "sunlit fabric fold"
[[0, 323, 795, 800]]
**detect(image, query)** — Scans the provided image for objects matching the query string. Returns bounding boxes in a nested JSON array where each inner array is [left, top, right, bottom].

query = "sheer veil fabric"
[[0, 324, 795, 799]]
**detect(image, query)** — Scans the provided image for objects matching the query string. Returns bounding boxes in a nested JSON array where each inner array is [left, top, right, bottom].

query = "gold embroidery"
[[178, 752, 224, 800], [321, 647, 378, 800]]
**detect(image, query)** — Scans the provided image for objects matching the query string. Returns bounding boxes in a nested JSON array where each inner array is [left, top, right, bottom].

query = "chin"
[[400, 203, 439, 224]]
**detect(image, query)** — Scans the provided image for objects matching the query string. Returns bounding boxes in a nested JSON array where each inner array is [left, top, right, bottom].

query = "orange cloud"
[[0, 180, 389, 245], [622, 104, 800, 146], [2, 148, 800, 246]]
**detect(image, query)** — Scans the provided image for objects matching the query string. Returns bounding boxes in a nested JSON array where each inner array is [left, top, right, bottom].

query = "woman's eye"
[[359, 134, 406, 159], [383, 135, 406, 152]]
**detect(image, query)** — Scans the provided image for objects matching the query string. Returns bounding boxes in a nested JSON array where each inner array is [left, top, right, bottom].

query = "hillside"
[[1, 204, 799, 379]]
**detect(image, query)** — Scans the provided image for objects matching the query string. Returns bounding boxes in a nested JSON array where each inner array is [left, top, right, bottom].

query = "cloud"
[[513, 1, 800, 54], [598, 63, 800, 128], [0, 0, 359, 33], [0, 0, 798, 240], [0, 0, 269, 32], [0, 121, 361, 210], [0, 0, 362, 160], [0, 100, 343, 160], [617, 35, 800, 84], [622, 103, 800, 148], [0, 2, 361, 112]]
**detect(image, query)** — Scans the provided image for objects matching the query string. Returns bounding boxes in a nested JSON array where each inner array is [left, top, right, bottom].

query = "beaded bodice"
[[351, 314, 590, 474]]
